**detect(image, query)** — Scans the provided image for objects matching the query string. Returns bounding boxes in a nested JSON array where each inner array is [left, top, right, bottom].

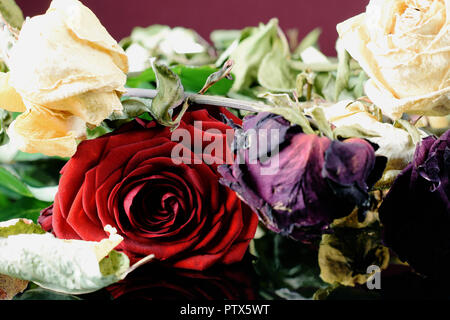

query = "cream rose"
[[0, 0, 128, 157], [337, 0, 449, 120]]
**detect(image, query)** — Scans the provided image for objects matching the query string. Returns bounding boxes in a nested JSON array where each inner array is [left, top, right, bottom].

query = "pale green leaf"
[[257, 37, 298, 92], [258, 92, 315, 134], [0, 0, 24, 30], [229, 18, 278, 91], [309, 107, 334, 139], [394, 119, 422, 145], [210, 29, 242, 51], [149, 59, 186, 128], [335, 39, 351, 101], [293, 28, 322, 56], [109, 97, 153, 121], [0, 220, 153, 295]]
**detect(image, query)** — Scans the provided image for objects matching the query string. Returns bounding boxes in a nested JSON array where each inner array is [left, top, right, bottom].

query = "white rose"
[[337, 0, 449, 120]]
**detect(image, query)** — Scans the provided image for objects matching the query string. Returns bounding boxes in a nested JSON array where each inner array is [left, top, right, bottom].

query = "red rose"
[[40, 107, 258, 271]]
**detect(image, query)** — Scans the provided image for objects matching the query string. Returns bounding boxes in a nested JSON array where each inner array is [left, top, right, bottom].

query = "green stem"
[[125, 88, 316, 113]]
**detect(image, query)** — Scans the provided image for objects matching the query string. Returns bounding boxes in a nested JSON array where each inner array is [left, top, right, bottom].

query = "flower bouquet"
[[0, 0, 448, 302]]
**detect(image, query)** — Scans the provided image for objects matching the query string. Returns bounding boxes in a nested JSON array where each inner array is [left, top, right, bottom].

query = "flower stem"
[[124, 88, 316, 113]]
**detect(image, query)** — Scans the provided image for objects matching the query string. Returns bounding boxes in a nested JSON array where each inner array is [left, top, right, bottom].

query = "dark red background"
[[15, 0, 367, 56]]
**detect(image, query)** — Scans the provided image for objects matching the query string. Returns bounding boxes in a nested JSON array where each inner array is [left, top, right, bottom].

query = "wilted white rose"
[[0, 0, 128, 157], [337, 0, 449, 119]]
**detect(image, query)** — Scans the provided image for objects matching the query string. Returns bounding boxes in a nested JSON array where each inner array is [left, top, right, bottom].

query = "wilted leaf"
[[318, 211, 389, 287], [0, 0, 24, 31], [333, 124, 381, 140], [127, 24, 214, 66], [394, 119, 422, 145], [309, 107, 333, 139], [335, 39, 351, 101], [0, 219, 153, 295], [109, 97, 153, 121], [148, 59, 186, 128], [258, 92, 315, 134], [293, 28, 322, 56], [210, 29, 242, 52], [229, 18, 278, 91], [257, 37, 298, 92], [199, 59, 234, 95], [0, 274, 28, 300]]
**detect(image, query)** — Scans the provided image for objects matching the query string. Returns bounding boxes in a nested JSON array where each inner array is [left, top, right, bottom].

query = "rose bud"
[[218, 112, 385, 242], [337, 0, 449, 120], [0, 0, 128, 157], [39, 107, 258, 271], [379, 130, 450, 279]]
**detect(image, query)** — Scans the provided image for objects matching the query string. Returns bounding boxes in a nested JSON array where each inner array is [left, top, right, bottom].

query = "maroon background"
[[15, 0, 367, 56]]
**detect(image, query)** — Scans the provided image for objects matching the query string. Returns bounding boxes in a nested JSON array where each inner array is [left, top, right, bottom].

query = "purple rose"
[[219, 112, 385, 241], [379, 130, 450, 278]]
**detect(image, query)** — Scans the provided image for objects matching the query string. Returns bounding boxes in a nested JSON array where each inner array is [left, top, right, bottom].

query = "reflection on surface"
[[106, 256, 258, 300]]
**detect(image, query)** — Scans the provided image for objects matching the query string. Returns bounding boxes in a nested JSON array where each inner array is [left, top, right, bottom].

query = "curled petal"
[[10, 105, 86, 157], [0, 72, 26, 113]]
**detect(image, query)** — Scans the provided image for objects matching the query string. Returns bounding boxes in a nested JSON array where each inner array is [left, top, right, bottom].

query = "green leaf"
[[127, 65, 233, 95], [0, 166, 33, 197], [229, 18, 278, 92], [149, 59, 186, 128], [0, 197, 51, 222], [0, 0, 24, 30]]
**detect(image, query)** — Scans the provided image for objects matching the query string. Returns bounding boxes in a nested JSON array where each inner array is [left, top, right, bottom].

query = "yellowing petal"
[[0, 72, 26, 112], [365, 79, 450, 119], [45, 90, 123, 126], [9, 106, 85, 157], [48, 0, 128, 74], [337, 0, 450, 118]]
